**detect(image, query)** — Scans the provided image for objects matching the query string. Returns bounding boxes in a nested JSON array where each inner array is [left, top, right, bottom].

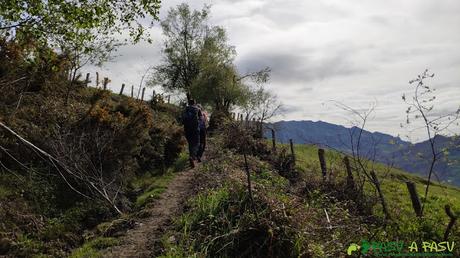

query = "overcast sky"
[[84, 0, 460, 142]]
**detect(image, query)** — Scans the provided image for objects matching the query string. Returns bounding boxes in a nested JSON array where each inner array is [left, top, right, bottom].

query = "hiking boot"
[[189, 158, 196, 168]]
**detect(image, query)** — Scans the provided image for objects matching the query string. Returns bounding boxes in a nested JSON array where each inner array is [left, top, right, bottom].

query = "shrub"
[[0, 39, 186, 256], [163, 182, 310, 258]]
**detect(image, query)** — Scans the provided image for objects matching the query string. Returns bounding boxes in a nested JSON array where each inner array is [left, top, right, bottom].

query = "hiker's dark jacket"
[[182, 105, 202, 132]]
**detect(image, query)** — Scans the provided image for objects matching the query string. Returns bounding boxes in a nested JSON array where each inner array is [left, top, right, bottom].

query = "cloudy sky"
[[84, 0, 460, 142]]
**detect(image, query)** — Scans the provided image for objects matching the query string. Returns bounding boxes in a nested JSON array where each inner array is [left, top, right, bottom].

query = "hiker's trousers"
[[198, 127, 206, 159], [185, 129, 200, 160]]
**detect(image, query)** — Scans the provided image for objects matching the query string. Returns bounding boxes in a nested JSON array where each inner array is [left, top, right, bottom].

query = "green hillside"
[[294, 143, 460, 239], [157, 133, 460, 257], [267, 121, 460, 187]]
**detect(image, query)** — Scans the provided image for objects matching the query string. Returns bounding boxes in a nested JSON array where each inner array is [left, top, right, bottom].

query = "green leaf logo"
[[347, 243, 361, 255]]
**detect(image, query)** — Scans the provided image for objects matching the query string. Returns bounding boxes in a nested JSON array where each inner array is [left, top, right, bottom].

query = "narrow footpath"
[[102, 167, 197, 258]]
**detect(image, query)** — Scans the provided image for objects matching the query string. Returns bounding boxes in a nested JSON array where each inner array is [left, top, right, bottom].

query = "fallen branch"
[[0, 121, 123, 214], [0, 121, 89, 198]]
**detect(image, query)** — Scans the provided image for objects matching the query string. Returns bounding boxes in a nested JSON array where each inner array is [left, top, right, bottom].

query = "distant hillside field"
[[265, 120, 460, 186]]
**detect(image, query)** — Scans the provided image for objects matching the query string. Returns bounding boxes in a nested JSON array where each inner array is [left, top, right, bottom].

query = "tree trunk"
[[318, 149, 327, 180]]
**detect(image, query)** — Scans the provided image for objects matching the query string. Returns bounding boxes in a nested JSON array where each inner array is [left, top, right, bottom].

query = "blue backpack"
[[183, 105, 200, 131]]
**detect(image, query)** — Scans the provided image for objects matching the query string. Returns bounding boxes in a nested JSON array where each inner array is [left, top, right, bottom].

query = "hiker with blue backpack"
[[182, 99, 202, 168]]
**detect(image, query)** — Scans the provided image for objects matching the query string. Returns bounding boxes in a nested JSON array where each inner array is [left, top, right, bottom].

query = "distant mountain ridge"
[[265, 120, 460, 186]]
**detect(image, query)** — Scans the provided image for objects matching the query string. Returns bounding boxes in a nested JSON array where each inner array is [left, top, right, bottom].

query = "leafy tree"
[[189, 26, 245, 111], [60, 32, 122, 105], [0, 0, 161, 46], [152, 3, 210, 99], [241, 84, 281, 124], [152, 3, 274, 115], [1, 1, 158, 103], [192, 27, 273, 113]]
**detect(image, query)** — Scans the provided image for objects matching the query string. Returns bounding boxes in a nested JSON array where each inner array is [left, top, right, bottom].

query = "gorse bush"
[[1, 75, 184, 210], [0, 36, 186, 256], [138, 104, 185, 173], [220, 121, 301, 183], [220, 121, 271, 157], [0, 37, 69, 97]]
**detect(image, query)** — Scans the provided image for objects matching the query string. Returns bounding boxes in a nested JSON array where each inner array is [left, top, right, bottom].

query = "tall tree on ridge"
[[152, 3, 210, 101]]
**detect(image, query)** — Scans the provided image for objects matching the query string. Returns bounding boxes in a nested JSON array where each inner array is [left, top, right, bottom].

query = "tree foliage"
[[1, 0, 160, 104], [152, 3, 274, 114], [242, 86, 281, 128], [151, 3, 210, 96], [0, 0, 161, 46], [190, 26, 245, 110]]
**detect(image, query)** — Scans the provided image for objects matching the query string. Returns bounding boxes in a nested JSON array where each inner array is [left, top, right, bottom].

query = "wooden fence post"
[[343, 156, 354, 188], [405, 181, 422, 217], [119, 83, 125, 95], [141, 87, 145, 101], [243, 152, 258, 220], [271, 129, 276, 152], [444, 205, 458, 241], [96, 72, 100, 88], [289, 139, 296, 166], [318, 148, 327, 180], [370, 170, 390, 220], [167, 95, 171, 103], [103, 77, 108, 90], [289, 139, 295, 158], [131, 85, 134, 98], [240, 114, 244, 122], [85, 73, 90, 87]]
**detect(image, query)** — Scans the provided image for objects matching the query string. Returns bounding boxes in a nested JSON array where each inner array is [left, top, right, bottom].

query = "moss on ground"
[[69, 237, 119, 258]]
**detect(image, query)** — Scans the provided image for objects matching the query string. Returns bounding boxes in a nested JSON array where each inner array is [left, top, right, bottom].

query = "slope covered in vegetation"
[[1, 43, 458, 256], [0, 38, 187, 257], [1, 2, 459, 258], [155, 121, 460, 257]]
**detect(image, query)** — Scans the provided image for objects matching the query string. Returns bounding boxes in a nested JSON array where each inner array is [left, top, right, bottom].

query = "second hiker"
[[197, 104, 208, 162]]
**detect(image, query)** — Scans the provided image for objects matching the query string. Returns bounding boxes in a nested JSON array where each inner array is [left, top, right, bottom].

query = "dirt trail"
[[102, 167, 196, 258]]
